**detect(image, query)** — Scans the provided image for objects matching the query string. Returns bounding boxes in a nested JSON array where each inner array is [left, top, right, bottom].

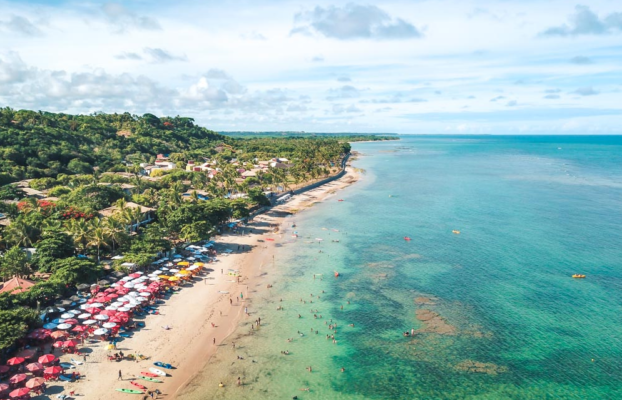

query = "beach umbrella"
[[38, 354, 56, 364], [169, 269, 180, 273], [177, 261, 189, 266], [72, 325, 88, 333], [16, 349, 36, 359], [106, 344, 115, 350], [83, 319, 97, 325], [94, 314, 109, 321], [102, 322, 117, 329], [50, 331, 67, 339], [135, 297, 148, 302], [0, 365, 9, 374], [63, 318, 79, 325], [129, 273, 141, 278], [44, 366, 63, 375], [93, 328, 109, 336], [90, 302, 104, 308], [97, 279, 110, 285], [60, 313, 74, 319], [6, 357, 25, 366], [76, 283, 90, 291], [105, 306, 118, 311], [123, 283, 135, 288], [53, 341, 65, 348], [69, 295, 81, 302], [42, 323, 58, 330], [9, 387, 30, 398], [85, 307, 101, 314], [79, 304, 89, 310], [62, 340, 78, 348], [0, 382, 9, 391], [77, 313, 91, 319], [169, 276, 180, 282], [25, 362, 43, 373], [158, 275, 170, 281], [139, 292, 151, 297], [56, 323, 72, 330], [117, 307, 132, 312], [51, 318, 65, 324], [25, 377, 45, 389], [100, 310, 117, 316], [8, 373, 27, 384], [149, 277, 160, 281]]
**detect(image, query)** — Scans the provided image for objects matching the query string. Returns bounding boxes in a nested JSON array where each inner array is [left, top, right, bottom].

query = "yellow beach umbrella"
[[179, 270, 191, 275], [194, 262, 204, 267], [168, 276, 180, 281], [177, 261, 190, 266], [158, 275, 170, 281]]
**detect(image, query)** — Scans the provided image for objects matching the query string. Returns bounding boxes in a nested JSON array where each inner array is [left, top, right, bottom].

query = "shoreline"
[[65, 167, 360, 400]]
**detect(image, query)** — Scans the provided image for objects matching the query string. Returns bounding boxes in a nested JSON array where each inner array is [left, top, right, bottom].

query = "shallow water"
[[180, 136, 622, 400]]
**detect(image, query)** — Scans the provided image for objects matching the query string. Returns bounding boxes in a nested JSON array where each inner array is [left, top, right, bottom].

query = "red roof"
[[0, 277, 36, 295]]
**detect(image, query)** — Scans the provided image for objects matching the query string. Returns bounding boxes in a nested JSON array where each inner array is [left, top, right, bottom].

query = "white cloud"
[[291, 4, 422, 40], [1, 15, 43, 36], [101, 2, 161, 33]]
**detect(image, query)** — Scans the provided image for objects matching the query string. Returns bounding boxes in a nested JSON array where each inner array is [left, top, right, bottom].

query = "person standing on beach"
[[118, 370, 122, 380], [213, 338, 216, 345]]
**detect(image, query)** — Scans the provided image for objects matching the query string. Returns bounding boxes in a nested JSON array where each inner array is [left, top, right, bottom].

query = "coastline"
[[65, 167, 360, 400]]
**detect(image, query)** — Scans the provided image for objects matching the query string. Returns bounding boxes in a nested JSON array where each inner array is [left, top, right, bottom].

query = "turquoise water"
[[181, 136, 622, 400]]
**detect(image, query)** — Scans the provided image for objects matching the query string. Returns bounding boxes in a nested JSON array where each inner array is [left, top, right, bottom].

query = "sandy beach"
[[51, 167, 359, 400]]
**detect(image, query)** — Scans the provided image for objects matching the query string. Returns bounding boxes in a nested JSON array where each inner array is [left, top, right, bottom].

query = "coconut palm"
[[66, 218, 92, 254], [88, 224, 110, 261], [104, 217, 127, 253]]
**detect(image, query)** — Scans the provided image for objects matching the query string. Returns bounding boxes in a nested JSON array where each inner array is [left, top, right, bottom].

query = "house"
[[154, 161, 176, 170], [182, 190, 210, 201], [99, 202, 156, 229], [0, 277, 35, 295], [241, 170, 257, 178], [119, 184, 137, 195], [185, 160, 196, 171], [0, 213, 11, 229]]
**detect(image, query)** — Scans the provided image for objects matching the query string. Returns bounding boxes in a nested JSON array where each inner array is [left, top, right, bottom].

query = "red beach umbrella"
[[85, 307, 100, 314], [25, 362, 43, 372], [62, 340, 78, 348], [38, 354, 56, 364], [63, 318, 79, 325], [9, 387, 30, 398], [0, 382, 9, 392], [100, 310, 116, 316], [6, 357, 25, 366], [0, 365, 9, 373], [52, 341, 65, 348], [43, 366, 62, 375], [72, 325, 88, 332], [50, 331, 67, 339], [25, 377, 45, 389], [8, 373, 27, 384]]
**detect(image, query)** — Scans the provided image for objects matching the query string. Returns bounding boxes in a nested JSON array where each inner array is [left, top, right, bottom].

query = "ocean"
[[180, 135, 622, 400]]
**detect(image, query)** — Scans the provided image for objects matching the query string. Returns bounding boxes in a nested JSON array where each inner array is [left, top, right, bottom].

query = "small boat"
[[131, 381, 147, 390], [149, 367, 167, 377], [572, 274, 586, 279], [452, 230, 460, 234], [140, 372, 159, 378], [334, 271, 340, 278], [154, 361, 173, 369], [140, 376, 163, 383], [338, 199, 344, 202], [404, 237, 411, 241], [116, 388, 144, 394]]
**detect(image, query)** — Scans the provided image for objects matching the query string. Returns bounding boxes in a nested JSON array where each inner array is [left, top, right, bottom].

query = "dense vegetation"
[[0, 108, 355, 353]]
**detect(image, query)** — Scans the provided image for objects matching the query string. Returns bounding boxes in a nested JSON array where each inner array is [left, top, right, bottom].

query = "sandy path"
[[52, 168, 359, 400]]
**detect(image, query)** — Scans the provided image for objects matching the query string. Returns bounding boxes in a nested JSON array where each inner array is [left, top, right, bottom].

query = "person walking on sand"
[[237, 377, 241, 386], [118, 370, 122, 380], [213, 338, 216, 345]]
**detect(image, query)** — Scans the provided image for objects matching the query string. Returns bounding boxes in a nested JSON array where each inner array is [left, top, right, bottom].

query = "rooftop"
[[0, 277, 36, 295]]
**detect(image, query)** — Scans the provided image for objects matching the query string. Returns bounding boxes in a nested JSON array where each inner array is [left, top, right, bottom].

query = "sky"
[[1, 0, 622, 134]]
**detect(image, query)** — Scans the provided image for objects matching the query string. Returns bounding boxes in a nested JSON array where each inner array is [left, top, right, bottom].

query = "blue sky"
[[0, 0, 621, 134]]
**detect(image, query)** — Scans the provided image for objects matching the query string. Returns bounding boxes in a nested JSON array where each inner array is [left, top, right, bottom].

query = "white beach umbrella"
[[77, 313, 91, 319], [105, 306, 118, 311], [111, 301, 124, 307], [90, 303, 104, 308], [121, 276, 132, 281], [149, 277, 160, 281], [60, 313, 74, 319], [102, 322, 117, 329], [83, 319, 97, 325], [94, 314, 109, 321], [117, 307, 132, 312], [170, 269, 179, 273], [67, 309, 81, 315], [123, 283, 135, 289], [79, 304, 89, 310], [93, 328, 109, 336], [56, 323, 72, 330], [139, 292, 151, 297], [135, 297, 148, 302]]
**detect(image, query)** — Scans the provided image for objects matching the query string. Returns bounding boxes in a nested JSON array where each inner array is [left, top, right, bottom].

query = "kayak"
[[149, 367, 167, 377], [140, 372, 159, 378], [140, 376, 163, 383], [154, 361, 173, 369], [130, 381, 147, 390], [116, 389, 144, 394]]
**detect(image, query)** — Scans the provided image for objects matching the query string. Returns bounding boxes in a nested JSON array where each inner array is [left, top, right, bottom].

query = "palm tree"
[[4, 215, 40, 248], [104, 217, 126, 253], [88, 225, 109, 261], [67, 218, 92, 254]]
